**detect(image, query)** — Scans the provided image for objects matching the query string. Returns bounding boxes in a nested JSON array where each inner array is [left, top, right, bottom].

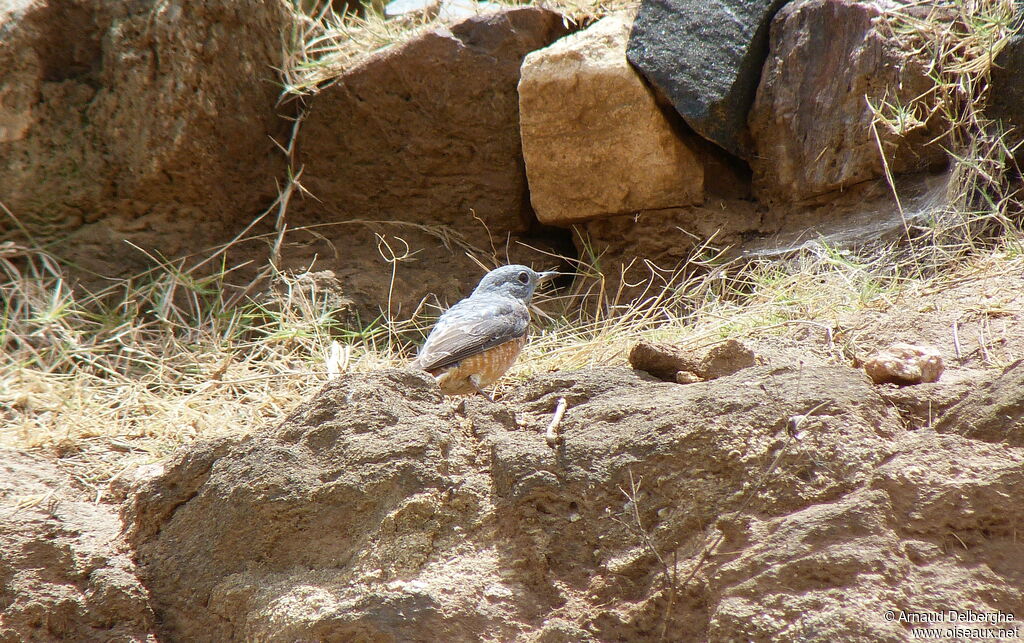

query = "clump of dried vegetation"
[[1, 0, 1021, 493]]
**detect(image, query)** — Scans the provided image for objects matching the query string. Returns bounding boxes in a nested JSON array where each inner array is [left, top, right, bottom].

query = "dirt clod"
[[629, 338, 758, 382], [863, 342, 944, 385]]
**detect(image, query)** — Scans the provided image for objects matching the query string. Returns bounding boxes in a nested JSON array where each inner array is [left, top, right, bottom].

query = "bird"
[[412, 265, 557, 397]]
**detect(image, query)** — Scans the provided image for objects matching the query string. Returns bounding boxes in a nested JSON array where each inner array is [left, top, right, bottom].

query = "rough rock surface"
[[863, 342, 944, 385], [0, 450, 155, 641], [0, 0, 293, 273], [124, 364, 1024, 641], [749, 0, 948, 204], [934, 359, 1024, 446], [519, 14, 703, 225], [626, 0, 790, 158]]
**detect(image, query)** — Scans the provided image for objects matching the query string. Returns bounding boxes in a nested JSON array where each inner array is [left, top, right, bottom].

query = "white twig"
[[546, 397, 567, 447], [952, 319, 962, 360]]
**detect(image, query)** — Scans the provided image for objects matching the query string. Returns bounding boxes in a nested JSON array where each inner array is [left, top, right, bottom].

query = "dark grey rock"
[[626, 0, 791, 158]]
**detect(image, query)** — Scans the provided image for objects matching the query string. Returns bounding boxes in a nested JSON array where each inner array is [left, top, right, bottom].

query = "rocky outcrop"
[[0, 450, 155, 642], [626, 0, 790, 158], [708, 431, 1024, 640], [123, 363, 1024, 641], [122, 369, 484, 641], [748, 0, 947, 204], [934, 359, 1024, 446], [519, 14, 703, 225], [0, 0, 293, 269]]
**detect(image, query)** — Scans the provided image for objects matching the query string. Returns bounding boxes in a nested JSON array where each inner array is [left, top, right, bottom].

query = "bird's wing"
[[414, 296, 529, 372]]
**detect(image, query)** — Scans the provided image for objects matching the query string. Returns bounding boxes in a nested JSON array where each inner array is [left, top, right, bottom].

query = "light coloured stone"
[[518, 14, 703, 225], [864, 342, 944, 385]]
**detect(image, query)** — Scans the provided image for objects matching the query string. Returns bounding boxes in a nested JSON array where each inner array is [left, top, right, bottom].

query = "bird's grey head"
[[471, 265, 556, 303]]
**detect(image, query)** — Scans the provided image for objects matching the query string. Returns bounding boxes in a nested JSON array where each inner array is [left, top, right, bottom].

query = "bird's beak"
[[538, 271, 560, 282]]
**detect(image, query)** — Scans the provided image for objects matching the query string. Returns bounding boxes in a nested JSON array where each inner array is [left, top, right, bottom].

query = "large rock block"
[[626, 0, 790, 158], [748, 0, 947, 203], [519, 14, 703, 225], [1, 451, 155, 641], [297, 7, 569, 239], [0, 0, 293, 248]]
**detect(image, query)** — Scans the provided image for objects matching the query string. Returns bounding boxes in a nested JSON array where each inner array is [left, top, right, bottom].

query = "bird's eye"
[[517, 271, 530, 284]]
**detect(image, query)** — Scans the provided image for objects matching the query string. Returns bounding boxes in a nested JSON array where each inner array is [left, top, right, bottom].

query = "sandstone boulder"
[[519, 14, 703, 225], [289, 7, 570, 318], [626, 0, 790, 158], [748, 0, 948, 204], [0, 0, 293, 270], [0, 450, 155, 641], [297, 7, 568, 239]]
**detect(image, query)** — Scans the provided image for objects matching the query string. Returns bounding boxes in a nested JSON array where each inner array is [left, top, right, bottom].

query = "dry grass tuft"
[[871, 0, 1024, 260], [2, 219, 1023, 493], [0, 242, 407, 490]]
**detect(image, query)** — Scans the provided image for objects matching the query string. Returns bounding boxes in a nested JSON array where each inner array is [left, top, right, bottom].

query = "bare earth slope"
[[120, 359, 1024, 641]]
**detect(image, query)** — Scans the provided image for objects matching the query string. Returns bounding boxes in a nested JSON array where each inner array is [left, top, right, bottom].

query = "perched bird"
[[413, 265, 557, 397]]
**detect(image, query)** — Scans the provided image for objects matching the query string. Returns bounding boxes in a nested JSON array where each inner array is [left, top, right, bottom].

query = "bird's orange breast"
[[430, 336, 527, 395]]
